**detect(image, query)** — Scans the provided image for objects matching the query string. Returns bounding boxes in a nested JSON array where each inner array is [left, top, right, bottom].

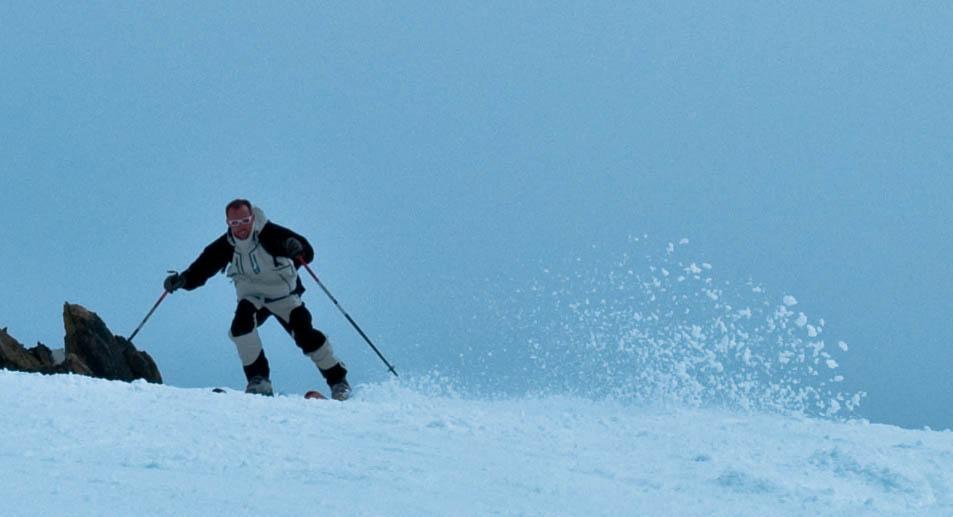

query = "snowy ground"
[[1, 370, 951, 516]]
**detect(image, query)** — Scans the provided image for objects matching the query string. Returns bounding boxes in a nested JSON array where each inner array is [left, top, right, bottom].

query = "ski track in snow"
[[3, 372, 952, 516]]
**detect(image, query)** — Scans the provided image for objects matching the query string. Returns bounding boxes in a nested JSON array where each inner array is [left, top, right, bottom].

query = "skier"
[[163, 199, 351, 400]]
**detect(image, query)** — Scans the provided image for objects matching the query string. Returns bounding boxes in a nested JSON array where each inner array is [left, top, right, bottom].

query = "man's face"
[[227, 205, 254, 240]]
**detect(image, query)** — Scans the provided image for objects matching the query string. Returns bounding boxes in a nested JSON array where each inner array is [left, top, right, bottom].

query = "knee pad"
[[288, 306, 328, 354], [230, 300, 259, 337], [294, 329, 328, 354]]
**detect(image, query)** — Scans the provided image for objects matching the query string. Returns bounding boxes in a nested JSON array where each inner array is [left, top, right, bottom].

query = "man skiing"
[[163, 199, 351, 400]]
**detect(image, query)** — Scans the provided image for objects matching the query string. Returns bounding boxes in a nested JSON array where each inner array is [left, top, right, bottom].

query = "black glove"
[[284, 237, 305, 260], [164, 272, 187, 293]]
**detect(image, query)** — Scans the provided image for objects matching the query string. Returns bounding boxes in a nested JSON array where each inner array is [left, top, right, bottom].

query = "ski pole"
[[299, 259, 398, 377], [128, 290, 169, 342]]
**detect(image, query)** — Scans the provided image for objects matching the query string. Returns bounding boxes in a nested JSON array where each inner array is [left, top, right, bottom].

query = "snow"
[[2, 370, 952, 516], [795, 313, 808, 327], [0, 239, 933, 514]]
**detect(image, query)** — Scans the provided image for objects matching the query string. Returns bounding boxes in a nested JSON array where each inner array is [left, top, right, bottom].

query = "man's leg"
[[229, 299, 272, 393], [268, 297, 349, 393]]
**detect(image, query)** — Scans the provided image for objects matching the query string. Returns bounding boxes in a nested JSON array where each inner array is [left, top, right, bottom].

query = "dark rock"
[[63, 303, 162, 384], [118, 336, 162, 382], [0, 329, 45, 372], [30, 343, 55, 369], [0, 304, 162, 384], [60, 352, 94, 376]]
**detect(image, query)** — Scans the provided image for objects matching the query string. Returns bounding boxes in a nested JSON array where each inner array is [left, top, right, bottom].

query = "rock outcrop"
[[0, 303, 161, 383], [0, 329, 59, 372]]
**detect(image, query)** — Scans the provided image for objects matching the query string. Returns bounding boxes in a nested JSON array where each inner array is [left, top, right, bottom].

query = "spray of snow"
[[464, 237, 865, 418]]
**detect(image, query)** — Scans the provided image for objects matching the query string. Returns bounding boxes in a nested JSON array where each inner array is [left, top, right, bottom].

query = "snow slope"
[[1, 370, 950, 516]]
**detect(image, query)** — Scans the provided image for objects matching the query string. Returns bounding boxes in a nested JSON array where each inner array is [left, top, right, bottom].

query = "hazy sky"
[[2, 2, 951, 429]]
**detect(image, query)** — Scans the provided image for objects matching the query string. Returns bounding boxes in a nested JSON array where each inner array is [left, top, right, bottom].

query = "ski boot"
[[330, 379, 351, 401], [245, 376, 274, 396]]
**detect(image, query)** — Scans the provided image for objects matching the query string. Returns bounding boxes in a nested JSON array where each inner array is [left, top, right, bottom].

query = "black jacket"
[[181, 220, 315, 294]]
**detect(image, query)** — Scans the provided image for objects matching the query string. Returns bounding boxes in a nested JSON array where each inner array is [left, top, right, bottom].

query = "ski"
[[212, 387, 329, 400]]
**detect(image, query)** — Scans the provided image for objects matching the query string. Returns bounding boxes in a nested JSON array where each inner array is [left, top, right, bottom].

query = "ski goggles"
[[227, 216, 253, 227]]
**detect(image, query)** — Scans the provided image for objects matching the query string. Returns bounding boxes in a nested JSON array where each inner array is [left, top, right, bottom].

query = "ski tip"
[[304, 390, 327, 400]]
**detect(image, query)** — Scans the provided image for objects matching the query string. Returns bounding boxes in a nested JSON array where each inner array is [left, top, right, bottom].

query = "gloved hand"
[[164, 272, 187, 293], [284, 237, 305, 260]]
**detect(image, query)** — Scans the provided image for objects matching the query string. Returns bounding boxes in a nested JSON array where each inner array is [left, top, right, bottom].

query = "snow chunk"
[[783, 296, 798, 307], [828, 399, 842, 414], [838, 341, 849, 352], [807, 325, 818, 338], [795, 313, 808, 327], [826, 359, 839, 369]]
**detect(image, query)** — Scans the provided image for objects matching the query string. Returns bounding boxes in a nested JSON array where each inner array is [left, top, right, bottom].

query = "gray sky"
[[2, 2, 951, 429]]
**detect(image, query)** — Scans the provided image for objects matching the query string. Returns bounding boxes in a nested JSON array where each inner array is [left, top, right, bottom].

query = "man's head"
[[226, 198, 254, 240]]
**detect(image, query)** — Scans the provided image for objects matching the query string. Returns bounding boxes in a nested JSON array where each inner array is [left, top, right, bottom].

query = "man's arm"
[[180, 234, 234, 290], [259, 222, 315, 265]]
